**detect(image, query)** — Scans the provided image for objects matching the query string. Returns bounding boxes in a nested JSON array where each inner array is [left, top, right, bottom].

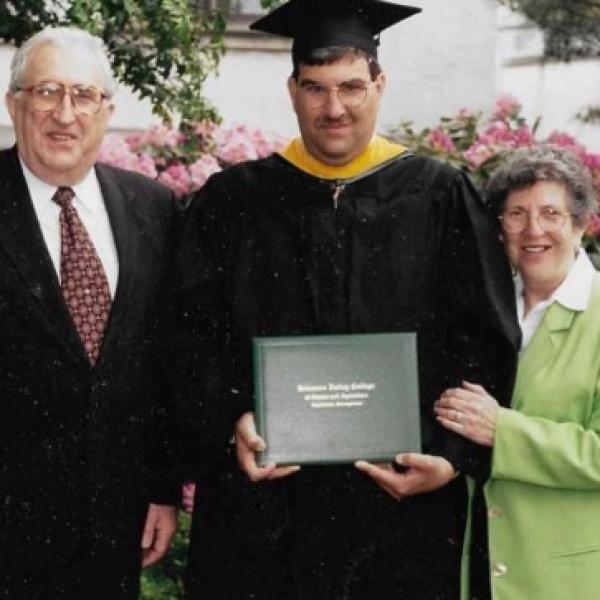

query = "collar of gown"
[[278, 135, 407, 180]]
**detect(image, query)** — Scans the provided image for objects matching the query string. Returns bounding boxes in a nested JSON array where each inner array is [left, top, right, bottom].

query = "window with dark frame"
[[190, 0, 288, 51], [190, 0, 264, 17]]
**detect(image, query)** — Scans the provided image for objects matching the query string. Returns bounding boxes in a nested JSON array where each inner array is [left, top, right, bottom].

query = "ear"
[[5, 92, 16, 122], [374, 72, 386, 99], [287, 76, 302, 116], [575, 213, 590, 244], [287, 76, 298, 110]]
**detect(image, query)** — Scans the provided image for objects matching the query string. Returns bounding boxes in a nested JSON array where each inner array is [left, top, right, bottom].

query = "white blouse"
[[515, 249, 595, 352]]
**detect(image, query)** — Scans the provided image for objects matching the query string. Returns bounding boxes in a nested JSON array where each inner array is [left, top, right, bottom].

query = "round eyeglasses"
[[299, 79, 371, 108], [499, 208, 576, 234], [17, 82, 108, 116]]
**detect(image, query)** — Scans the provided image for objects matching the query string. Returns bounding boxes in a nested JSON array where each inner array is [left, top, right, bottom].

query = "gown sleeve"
[[166, 172, 247, 480], [432, 169, 519, 482]]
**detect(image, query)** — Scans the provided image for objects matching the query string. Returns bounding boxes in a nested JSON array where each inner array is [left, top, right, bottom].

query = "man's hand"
[[141, 504, 178, 568], [355, 453, 456, 500], [435, 381, 499, 447], [235, 411, 300, 482]]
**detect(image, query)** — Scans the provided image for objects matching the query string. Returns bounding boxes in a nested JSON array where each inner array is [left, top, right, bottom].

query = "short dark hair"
[[292, 46, 382, 81], [486, 144, 597, 228]]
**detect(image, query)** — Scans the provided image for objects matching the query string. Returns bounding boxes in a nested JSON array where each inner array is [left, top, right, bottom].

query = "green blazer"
[[464, 273, 600, 600]]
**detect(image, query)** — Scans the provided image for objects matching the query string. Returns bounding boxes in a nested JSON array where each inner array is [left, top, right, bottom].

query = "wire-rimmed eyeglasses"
[[499, 208, 576, 234], [298, 79, 372, 108], [16, 82, 109, 116]]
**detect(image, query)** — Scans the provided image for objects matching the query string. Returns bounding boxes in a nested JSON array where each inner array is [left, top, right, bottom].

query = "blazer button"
[[488, 506, 503, 518], [492, 562, 508, 578]]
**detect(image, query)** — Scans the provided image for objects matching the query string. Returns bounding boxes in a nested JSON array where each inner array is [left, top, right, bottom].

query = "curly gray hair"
[[9, 26, 117, 99], [485, 144, 597, 228]]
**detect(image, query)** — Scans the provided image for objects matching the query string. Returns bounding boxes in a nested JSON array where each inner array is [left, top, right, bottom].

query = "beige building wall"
[[2, 2, 597, 150], [203, 0, 501, 138], [497, 6, 600, 151], [0, 0, 501, 144]]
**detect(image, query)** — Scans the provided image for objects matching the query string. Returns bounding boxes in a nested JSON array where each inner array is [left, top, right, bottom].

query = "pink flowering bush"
[[391, 95, 539, 181], [96, 134, 159, 179], [98, 121, 286, 199], [391, 94, 600, 249]]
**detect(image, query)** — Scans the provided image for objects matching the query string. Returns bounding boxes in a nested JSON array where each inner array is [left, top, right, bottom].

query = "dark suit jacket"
[[0, 147, 179, 600]]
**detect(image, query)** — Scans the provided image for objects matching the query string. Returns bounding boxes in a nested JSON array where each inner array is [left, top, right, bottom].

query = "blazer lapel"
[[0, 147, 89, 365], [512, 302, 576, 407], [95, 164, 141, 359]]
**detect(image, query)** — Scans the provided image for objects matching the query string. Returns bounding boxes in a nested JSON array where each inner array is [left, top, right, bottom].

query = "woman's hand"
[[435, 381, 500, 447]]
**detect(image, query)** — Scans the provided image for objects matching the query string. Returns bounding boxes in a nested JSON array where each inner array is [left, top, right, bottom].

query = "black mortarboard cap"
[[250, 0, 421, 64]]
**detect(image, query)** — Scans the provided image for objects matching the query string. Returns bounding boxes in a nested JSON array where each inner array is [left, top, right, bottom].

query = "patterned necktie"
[[52, 186, 111, 364]]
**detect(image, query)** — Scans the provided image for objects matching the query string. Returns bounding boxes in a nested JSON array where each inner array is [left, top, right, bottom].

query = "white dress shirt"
[[21, 159, 119, 298], [515, 249, 594, 352]]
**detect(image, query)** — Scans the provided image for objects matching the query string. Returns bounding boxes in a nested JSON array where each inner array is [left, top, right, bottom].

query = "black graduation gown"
[[172, 153, 520, 600]]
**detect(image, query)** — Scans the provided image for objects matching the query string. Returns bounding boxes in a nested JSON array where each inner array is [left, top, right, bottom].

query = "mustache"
[[316, 116, 353, 128]]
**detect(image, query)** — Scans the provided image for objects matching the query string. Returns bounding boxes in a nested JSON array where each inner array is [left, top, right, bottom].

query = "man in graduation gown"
[[171, 1, 520, 598]]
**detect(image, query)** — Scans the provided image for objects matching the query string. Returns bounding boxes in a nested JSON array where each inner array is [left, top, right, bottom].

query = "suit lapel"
[[512, 302, 576, 407], [95, 164, 141, 360], [0, 147, 89, 364]]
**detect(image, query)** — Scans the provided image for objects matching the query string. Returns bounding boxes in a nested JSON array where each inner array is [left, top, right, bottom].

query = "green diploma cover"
[[253, 333, 421, 466]]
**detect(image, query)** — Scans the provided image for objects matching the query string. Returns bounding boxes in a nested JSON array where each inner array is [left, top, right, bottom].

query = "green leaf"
[[0, 0, 226, 122]]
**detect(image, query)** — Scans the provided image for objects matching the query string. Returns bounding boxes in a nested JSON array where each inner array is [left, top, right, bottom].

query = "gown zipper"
[[332, 183, 345, 209]]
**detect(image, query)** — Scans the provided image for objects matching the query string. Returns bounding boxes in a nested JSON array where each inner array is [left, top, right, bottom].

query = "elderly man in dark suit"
[[0, 26, 178, 600]]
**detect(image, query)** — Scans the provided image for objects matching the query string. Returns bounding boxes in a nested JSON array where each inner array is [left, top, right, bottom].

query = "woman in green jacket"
[[436, 144, 600, 600]]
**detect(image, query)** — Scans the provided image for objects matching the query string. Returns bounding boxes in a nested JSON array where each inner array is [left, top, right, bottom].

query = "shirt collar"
[[20, 158, 102, 217], [514, 249, 595, 314]]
